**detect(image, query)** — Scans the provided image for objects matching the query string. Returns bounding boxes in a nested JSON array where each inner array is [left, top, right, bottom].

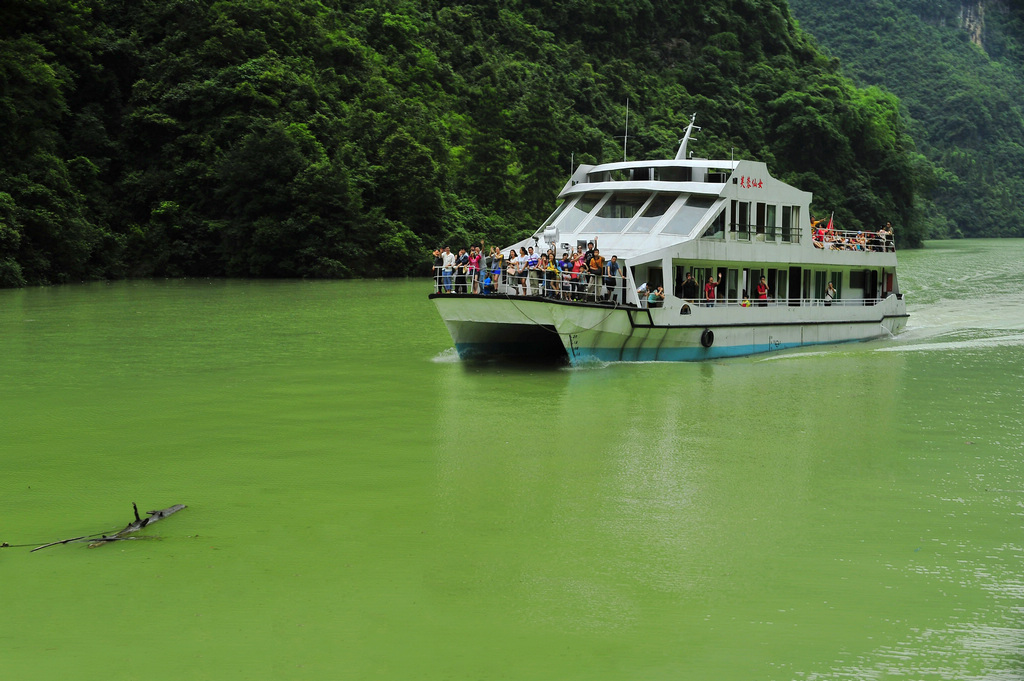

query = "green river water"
[[2, 239, 1023, 680]]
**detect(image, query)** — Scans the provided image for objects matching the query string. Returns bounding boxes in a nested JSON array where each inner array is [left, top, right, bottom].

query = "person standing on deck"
[[432, 248, 444, 292], [582, 241, 596, 298], [482, 245, 493, 283], [881, 222, 895, 251], [588, 249, 606, 300], [455, 248, 469, 293], [441, 246, 455, 293], [468, 246, 481, 294], [570, 252, 584, 300], [682, 272, 698, 301], [557, 252, 571, 300], [526, 247, 540, 295], [508, 250, 521, 294], [491, 247, 503, 291], [756, 276, 769, 307], [704, 272, 722, 307], [517, 247, 528, 294], [606, 255, 622, 303]]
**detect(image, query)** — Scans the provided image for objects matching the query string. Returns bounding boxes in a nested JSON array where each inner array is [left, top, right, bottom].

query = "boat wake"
[[431, 347, 462, 363], [876, 291, 1024, 354], [876, 332, 1024, 353]]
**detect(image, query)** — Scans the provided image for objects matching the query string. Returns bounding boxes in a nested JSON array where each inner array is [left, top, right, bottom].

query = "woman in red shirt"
[[756, 276, 769, 307]]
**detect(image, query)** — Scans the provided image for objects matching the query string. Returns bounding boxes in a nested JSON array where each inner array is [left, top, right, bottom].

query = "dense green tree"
[[1, 0, 945, 286], [788, 0, 1024, 239]]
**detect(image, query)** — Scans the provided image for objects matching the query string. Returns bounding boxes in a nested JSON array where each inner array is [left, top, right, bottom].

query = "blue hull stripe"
[[455, 337, 867, 363]]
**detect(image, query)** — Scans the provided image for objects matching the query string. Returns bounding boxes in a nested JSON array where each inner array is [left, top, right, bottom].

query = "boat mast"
[[675, 113, 700, 160]]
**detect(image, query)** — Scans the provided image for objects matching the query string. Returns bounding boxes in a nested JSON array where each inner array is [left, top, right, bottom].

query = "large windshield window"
[[540, 201, 568, 229], [701, 208, 726, 239], [661, 195, 717, 235], [587, 192, 650, 233], [627, 193, 677, 233], [556, 193, 602, 233]]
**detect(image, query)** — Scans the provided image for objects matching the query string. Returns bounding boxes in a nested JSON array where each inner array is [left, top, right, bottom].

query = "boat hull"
[[432, 294, 908, 363]]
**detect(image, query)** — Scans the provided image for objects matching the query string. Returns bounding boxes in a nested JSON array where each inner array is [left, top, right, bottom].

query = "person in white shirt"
[[441, 246, 456, 293]]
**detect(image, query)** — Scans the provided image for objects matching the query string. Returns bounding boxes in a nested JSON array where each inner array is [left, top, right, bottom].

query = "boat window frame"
[[540, 200, 569, 230], [626, 192, 678, 234], [700, 204, 727, 239], [587, 191, 654, 233], [555, 192, 607, 234], [659, 194, 719, 237]]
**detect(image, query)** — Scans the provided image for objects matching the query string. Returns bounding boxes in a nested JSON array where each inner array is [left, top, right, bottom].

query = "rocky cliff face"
[[960, 0, 1014, 49], [960, 1, 986, 46]]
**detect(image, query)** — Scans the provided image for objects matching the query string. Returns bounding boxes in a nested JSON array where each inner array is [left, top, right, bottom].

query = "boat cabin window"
[[587, 169, 631, 183], [589, 192, 649, 232], [700, 207, 726, 239], [662, 195, 716, 236], [540, 201, 568, 229], [814, 271, 827, 300], [726, 269, 739, 300], [627, 193, 676, 233], [557, 193, 602, 233], [782, 205, 800, 243], [653, 167, 692, 182], [732, 200, 751, 239]]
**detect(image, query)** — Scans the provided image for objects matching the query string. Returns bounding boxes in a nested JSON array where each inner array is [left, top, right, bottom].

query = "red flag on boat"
[[826, 212, 834, 232]]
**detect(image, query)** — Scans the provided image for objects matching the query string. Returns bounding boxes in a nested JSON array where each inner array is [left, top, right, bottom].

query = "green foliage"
[[789, 0, 1024, 240], [0, 0, 935, 286]]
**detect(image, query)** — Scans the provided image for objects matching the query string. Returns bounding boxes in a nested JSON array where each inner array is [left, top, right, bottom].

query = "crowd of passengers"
[[812, 218, 895, 252], [431, 240, 626, 303]]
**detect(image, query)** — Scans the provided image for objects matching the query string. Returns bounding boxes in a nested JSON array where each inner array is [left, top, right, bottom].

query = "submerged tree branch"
[[30, 503, 187, 552]]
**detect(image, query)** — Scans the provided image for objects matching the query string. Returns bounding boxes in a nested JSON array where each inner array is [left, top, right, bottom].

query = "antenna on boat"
[[675, 113, 700, 160]]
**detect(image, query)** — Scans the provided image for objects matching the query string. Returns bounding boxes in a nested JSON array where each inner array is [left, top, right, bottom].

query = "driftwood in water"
[[88, 503, 187, 547], [30, 503, 187, 552]]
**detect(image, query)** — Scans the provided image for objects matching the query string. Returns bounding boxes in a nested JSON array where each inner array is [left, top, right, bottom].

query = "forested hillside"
[[788, 0, 1024, 238], [1, 0, 923, 286]]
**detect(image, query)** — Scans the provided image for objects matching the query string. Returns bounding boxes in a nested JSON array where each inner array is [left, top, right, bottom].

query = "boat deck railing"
[[432, 268, 628, 303], [812, 228, 895, 252], [673, 296, 893, 310], [702, 224, 895, 251], [431, 269, 897, 308]]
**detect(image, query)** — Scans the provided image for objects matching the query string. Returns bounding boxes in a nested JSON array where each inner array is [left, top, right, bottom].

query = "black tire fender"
[[700, 328, 715, 348]]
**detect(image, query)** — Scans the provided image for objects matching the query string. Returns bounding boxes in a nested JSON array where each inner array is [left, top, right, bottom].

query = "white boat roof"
[[509, 155, 813, 263]]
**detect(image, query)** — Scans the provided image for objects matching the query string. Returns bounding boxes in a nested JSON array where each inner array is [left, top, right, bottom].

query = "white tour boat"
[[431, 116, 908, 363]]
